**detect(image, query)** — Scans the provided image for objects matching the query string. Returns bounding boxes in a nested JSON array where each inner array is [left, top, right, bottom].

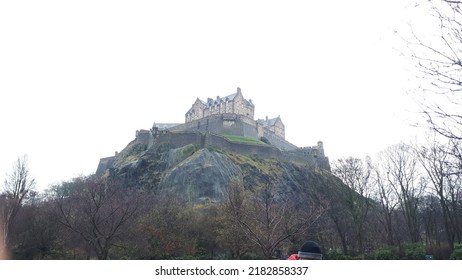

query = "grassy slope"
[[222, 134, 269, 146]]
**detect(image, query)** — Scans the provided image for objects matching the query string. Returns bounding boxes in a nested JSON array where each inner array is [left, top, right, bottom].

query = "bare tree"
[[0, 155, 35, 251], [372, 159, 399, 246], [405, 0, 462, 140], [417, 138, 462, 247], [222, 180, 325, 259], [216, 180, 254, 259], [52, 176, 143, 259], [137, 195, 198, 259], [332, 157, 373, 254], [0, 203, 9, 260], [378, 143, 424, 243], [420, 194, 445, 245]]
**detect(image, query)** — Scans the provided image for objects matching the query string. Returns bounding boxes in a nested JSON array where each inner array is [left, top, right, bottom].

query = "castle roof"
[[196, 87, 254, 108], [257, 116, 282, 127], [206, 93, 238, 106]]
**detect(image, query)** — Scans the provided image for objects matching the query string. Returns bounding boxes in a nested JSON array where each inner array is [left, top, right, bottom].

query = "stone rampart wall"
[[170, 114, 259, 139], [262, 130, 298, 151], [149, 132, 330, 170], [96, 156, 116, 176], [168, 114, 303, 152], [149, 132, 203, 152], [97, 130, 331, 175]]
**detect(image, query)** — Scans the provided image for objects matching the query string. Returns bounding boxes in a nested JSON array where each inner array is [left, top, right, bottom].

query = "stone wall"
[[262, 129, 298, 151], [97, 130, 331, 175], [169, 114, 305, 152], [282, 150, 331, 171], [149, 131, 204, 152], [96, 156, 116, 176], [151, 132, 330, 170], [135, 129, 151, 145], [170, 114, 259, 139]]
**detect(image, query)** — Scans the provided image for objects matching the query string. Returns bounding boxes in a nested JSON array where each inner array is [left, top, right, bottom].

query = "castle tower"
[[317, 141, 324, 156]]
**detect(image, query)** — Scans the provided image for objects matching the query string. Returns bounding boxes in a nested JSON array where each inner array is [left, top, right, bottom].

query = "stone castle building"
[[183, 88, 285, 139], [186, 87, 255, 123], [168, 88, 291, 149], [96, 88, 330, 175]]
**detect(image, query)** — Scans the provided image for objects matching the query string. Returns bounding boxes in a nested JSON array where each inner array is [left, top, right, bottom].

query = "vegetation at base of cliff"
[[450, 244, 462, 260], [322, 242, 454, 260], [222, 134, 269, 146], [5, 133, 462, 260]]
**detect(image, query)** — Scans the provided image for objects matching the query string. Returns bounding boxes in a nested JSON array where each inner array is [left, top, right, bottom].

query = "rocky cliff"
[[98, 138, 347, 204]]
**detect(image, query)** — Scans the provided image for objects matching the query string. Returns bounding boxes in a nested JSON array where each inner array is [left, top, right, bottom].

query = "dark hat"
[[298, 241, 322, 260]]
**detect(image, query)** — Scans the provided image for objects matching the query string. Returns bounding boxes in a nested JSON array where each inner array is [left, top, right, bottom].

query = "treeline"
[[330, 138, 462, 260], [1, 136, 462, 260], [1, 169, 328, 260]]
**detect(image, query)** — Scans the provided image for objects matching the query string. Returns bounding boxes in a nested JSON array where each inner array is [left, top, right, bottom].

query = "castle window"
[[198, 121, 200, 129]]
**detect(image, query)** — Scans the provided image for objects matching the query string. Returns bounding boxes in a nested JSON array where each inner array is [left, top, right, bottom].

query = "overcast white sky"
[[1, 0, 429, 191]]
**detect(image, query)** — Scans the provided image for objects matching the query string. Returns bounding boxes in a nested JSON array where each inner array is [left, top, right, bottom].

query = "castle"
[[184, 87, 285, 139], [96, 88, 330, 175]]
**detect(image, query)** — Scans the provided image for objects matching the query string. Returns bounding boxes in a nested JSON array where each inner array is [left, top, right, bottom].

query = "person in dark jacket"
[[288, 240, 322, 260]]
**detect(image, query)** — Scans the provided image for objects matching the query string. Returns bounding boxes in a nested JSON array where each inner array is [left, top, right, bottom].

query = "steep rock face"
[[160, 148, 241, 202], [103, 142, 347, 203]]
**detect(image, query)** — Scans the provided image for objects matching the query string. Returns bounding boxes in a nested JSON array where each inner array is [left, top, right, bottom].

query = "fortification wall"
[[262, 130, 298, 151], [282, 150, 331, 171], [205, 133, 329, 170], [135, 129, 151, 146], [96, 156, 116, 176], [97, 130, 330, 175], [168, 114, 303, 152], [149, 132, 329, 169], [170, 114, 259, 139], [149, 131, 204, 152]]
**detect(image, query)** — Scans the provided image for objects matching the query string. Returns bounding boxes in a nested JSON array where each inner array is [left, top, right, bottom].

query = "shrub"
[[374, 246, 399, 260], [324, 249, 361, 260], [450, 244, 462, 260], [401, 243, 426, 260], [324, 249, 346, 260]]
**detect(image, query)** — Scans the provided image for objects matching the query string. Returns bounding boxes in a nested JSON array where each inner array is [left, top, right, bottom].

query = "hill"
[[97, 136, 348, 204]]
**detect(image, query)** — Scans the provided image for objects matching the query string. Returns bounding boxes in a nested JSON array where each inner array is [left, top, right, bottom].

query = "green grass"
[[222, 134, 269, 146]]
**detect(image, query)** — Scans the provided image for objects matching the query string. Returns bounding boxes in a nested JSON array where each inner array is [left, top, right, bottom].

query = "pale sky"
[[1, 0, 427, 192]]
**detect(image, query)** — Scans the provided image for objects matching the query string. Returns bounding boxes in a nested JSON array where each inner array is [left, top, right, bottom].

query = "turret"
[[317, 141, 324, 156]]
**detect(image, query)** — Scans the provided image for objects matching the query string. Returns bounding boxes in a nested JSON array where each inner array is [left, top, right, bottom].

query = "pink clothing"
[[288, 254, 299, 260]]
